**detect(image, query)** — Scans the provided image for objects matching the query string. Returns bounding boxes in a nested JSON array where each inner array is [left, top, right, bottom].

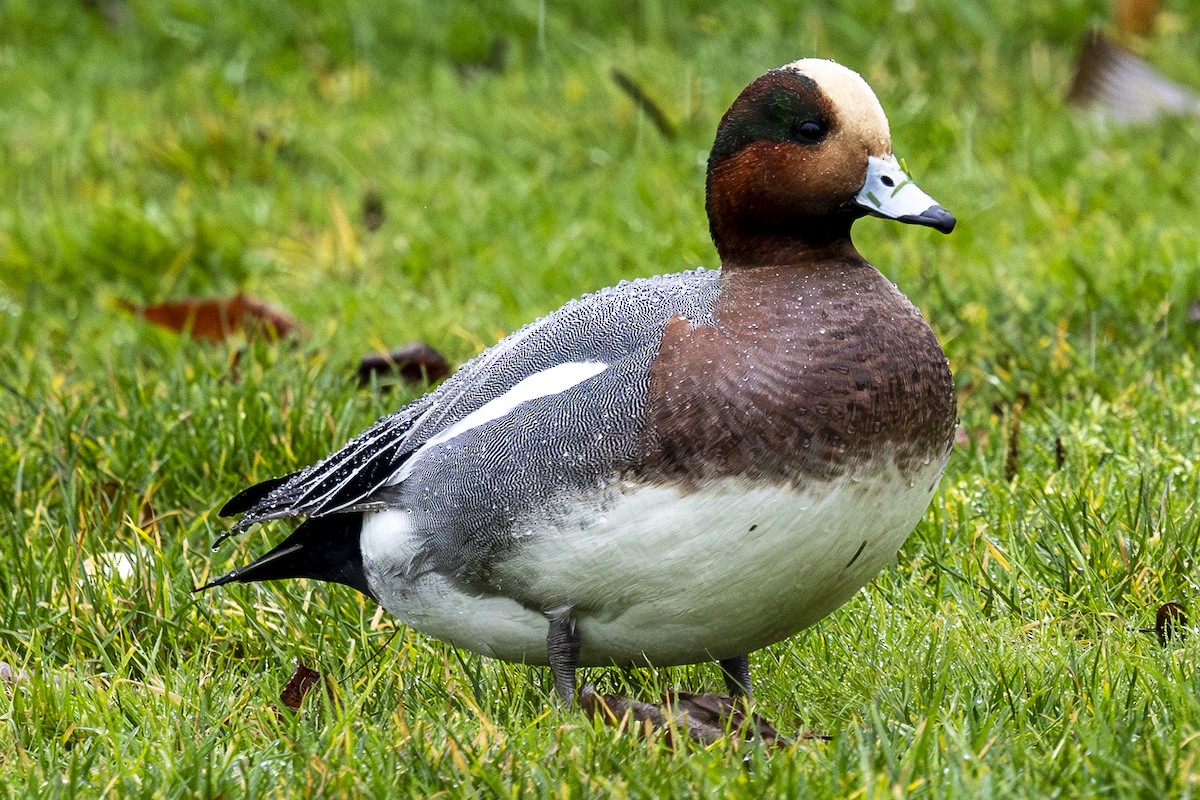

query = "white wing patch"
[[385, 361, 608, 486]]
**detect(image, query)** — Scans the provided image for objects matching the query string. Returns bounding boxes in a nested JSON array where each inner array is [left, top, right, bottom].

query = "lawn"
[[3, 0, 1200, 796]]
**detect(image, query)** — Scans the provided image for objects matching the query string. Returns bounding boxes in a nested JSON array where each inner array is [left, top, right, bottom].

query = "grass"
[[3, 0, 1200, 795]]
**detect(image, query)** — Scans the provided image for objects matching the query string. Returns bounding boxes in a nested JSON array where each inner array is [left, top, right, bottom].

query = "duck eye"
[[793, 118, 826, 144]]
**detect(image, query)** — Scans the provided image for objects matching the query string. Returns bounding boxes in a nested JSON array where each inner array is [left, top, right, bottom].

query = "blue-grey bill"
[[855, 154, 955, 234]]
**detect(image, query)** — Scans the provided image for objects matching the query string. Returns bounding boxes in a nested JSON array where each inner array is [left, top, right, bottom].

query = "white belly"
[[361, 459, 943, 668]]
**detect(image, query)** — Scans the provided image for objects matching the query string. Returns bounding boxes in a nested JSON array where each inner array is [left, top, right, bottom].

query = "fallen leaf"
[[138, 495, 159, 531], [1004, 394, 1028, 482], [1114, 0, 1159, 39], [356, 342, 452, 387], [361, 188, 385, 232], [120, 293, 304, 342], [279, 662, 321, 711], [1156, 601, 1187, 647]]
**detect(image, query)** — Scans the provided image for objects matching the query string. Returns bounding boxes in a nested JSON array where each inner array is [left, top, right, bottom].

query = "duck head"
[[706, 59, 955, 266]]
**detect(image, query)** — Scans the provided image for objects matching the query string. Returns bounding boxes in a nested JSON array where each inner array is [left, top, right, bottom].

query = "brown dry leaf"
[[361, 188, 385, 232], [138, 496, 158, 531], [1156, 601, 1187, 647], [357, 342, 452, 387], [1054, 436, 1068, 470], [279, 662, 321, 711], [119, 293, 304, 342], [1004, 394, 1028, 482], [1114, 0, 1160, 39]]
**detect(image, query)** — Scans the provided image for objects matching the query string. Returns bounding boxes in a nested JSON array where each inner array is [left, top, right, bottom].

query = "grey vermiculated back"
[[229, 268, 722, 537]]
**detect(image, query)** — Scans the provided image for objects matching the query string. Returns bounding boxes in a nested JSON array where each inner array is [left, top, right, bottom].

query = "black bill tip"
[[900, 204, 957, 234]]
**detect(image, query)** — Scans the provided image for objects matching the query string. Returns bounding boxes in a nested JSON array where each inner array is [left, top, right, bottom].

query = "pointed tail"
[[197, 514, 375, 601]]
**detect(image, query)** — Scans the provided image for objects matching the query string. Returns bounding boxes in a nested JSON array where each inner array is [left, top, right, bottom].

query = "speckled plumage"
[[205, 58, 958, 707]]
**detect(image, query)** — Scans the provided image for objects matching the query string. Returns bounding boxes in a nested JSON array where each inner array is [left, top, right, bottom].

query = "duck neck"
[[714, 232, 860, 270], [713, 236, 872, 333], [706, 191, 863, 268]]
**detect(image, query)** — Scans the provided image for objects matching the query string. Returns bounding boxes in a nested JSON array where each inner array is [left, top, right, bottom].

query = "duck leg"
[[718, 655, 752, 698], [546, 609, 581, 704]]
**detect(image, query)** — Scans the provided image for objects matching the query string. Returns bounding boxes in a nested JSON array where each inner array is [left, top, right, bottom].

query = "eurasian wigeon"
[[204, 58, 957, 709]]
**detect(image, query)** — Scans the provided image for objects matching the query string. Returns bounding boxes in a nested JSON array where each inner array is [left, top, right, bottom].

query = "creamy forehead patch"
[[780, 58, 891, 156]]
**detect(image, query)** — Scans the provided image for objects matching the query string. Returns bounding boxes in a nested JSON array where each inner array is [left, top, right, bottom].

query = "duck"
[[202, 58, 957, 709]]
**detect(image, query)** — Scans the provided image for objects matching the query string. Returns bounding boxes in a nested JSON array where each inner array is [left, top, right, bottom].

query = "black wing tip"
[[193, 568, 243, 593], [210, 516, 258, 550], [219, 474, 292, 517]]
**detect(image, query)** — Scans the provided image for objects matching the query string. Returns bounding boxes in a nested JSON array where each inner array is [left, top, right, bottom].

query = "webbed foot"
[[579, 685, 794, 746]]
